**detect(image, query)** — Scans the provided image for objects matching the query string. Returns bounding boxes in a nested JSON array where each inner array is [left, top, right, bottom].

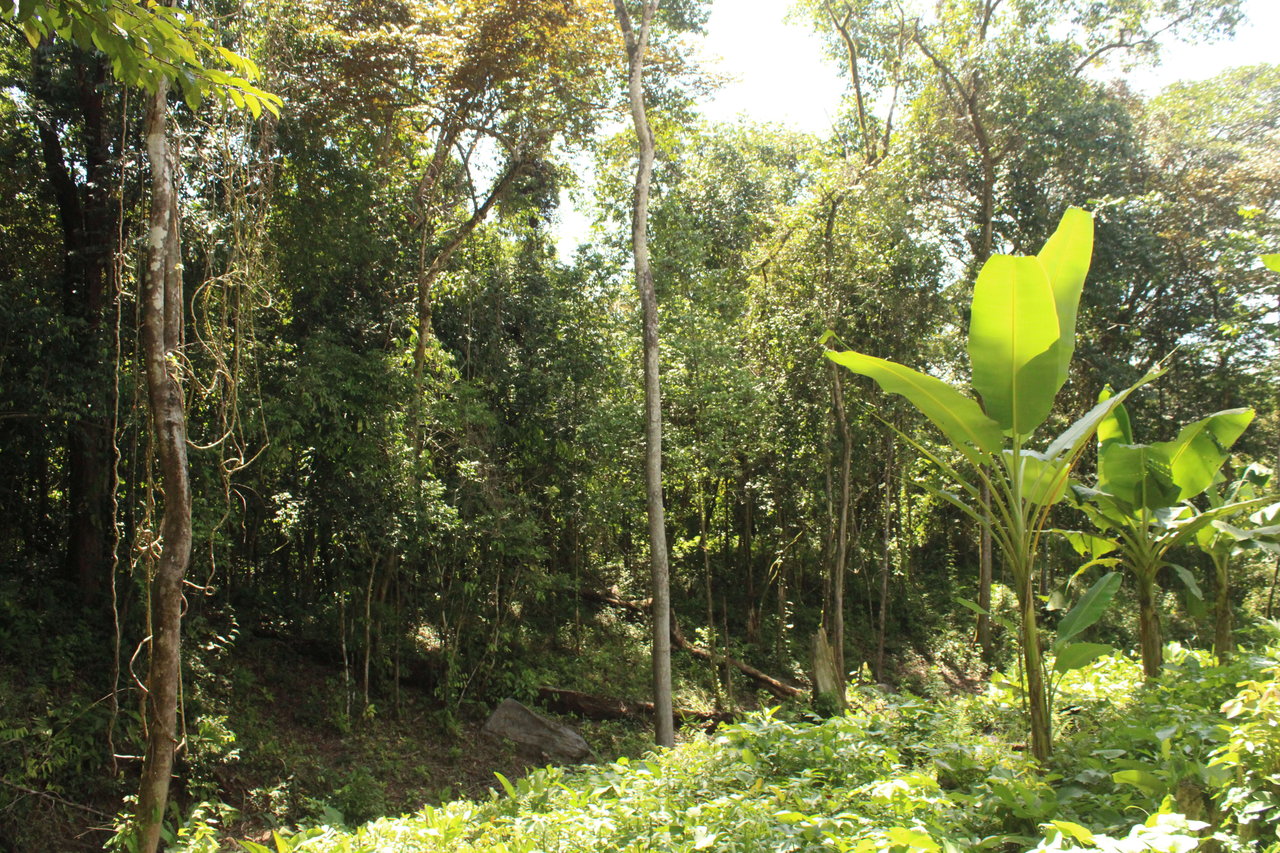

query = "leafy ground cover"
[[165, 633, 1280, 853]]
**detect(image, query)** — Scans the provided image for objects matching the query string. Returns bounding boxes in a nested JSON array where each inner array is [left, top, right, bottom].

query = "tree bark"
[[875, 438, 893, 682], [614, 0, 673, 749], [1017, 566, 1051, 762], [134, 76, 193, 853], [1212, 554, 1233, 661], [31, 46, 117, 603], [1137, 571, 1163, 679]]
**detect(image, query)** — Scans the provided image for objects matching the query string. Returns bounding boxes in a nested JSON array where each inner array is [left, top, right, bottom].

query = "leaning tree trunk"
[[134, 77, 194, 853], [614, 0, 673, 749]]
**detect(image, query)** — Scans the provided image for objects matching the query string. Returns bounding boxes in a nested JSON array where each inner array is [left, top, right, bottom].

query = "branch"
[[0, 777, 114, 819]]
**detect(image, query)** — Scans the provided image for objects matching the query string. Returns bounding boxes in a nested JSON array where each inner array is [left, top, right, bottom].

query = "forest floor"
[[1, 601, 990, 849]]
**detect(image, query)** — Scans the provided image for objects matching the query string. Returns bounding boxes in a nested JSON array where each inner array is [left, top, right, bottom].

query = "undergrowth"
[[165, 632, 1280, 853]]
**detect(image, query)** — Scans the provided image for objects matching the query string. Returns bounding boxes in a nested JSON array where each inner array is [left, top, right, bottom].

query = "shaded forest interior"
[[1, 0, 1279, 848]]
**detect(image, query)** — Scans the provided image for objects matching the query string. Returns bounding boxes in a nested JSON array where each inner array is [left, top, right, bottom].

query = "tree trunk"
[[135, 77, 194, 853], [875, 439, 893, 683], [700, 485, 722, 711], [614, 0, 673, 749], [1136, 572, 1163, 680], [1016, 566, 1051, 762], [828, 366, 852, 707], [1212, 554, 1233, 661], [31, 47, 117, 604], [976, 482, 993, 659]]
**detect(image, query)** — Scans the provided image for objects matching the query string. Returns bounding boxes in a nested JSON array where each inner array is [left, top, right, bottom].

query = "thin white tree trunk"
[[614, 0, 673, 748]]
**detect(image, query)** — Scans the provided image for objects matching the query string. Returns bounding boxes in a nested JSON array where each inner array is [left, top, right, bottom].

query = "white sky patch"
[[555, 0, 1280, 261], [695, 1, 846, 134]]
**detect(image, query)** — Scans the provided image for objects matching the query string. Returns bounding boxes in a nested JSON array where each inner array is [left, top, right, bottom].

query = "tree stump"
[[811, 629, 844, 714]]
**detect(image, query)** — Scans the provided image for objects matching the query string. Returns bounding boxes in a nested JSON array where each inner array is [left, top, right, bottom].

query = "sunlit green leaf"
[[1036, 207, 1093, 388], [968, 255, 1061, 437], [1151, 409, 1254, 501], [826, 350, 1001, 455]]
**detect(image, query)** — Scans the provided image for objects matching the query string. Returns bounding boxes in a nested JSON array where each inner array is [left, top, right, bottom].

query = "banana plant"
[[1192, 465, 1280, 659], [826, 207, 1159, 761], [1067, 395, 1259, 679]]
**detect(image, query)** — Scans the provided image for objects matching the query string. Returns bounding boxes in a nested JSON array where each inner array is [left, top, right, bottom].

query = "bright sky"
[[696, 0, 1280, 131], [557, 0, 1279, 258]]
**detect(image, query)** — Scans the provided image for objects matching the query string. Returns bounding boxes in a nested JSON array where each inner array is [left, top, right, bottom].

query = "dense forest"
[[2, 0, 1279, 850]]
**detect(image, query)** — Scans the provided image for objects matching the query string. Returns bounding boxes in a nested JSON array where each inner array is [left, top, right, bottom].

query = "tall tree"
[[613, 0, 673, 749], [134, 69, 190, 853]]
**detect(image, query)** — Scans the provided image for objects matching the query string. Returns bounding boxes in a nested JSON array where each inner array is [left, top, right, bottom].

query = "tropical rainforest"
[[2, 0, 1280, 850]]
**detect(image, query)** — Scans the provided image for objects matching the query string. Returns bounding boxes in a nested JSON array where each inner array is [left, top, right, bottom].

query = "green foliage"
[[5, 0, 280, 113], [828, 206, 1154, 759], [1213, 661, 1280, 847], [1069, 391, 1263, 677], [199, 642, 1280, 852]]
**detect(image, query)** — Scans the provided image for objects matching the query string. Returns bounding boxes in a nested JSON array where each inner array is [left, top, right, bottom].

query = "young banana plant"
[[1192, 465, 1280, 660], [1067, 395, 1261, 679], [826, 207, 1159, 761]]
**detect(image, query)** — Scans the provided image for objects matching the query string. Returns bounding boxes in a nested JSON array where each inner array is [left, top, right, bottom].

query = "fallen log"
[[580, 589, 806, 702], [537, 686, 735, 725]]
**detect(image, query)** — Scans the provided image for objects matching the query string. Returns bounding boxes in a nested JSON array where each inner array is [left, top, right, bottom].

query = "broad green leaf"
[[1043, 367, 1161, 461], [885, 826, 940, 852], [1112, 769, 1167, 797], [1169, 565, 1203, 600], [968, 255, 1061, 436], [1037, 207, 1094, 387], [1055, 571, 1121, 647], [1096, 386, 1132, 446], [1050, 820, 1096, 845], [1170, 498, 1277, 548], [20, 19, 41, 48], [1055, 529, 1118, 559], [1150, 409, 1253, 501], [956, 596, 992, 617], [1054, 642, 1113, 673], [1054, 641, 1114, 674], [826, 351, 1002, 455], [1098, 442, 1179, 510], [1263, 253, 1280, 274]]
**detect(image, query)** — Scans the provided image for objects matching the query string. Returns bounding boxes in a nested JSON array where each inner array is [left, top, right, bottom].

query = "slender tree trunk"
[[700, 485, 721, 711], [614, 0, 673, 748], [829, 367, 852, 706], [135, 76, 193, 853], [1136, 571, 1163, 680], [876, 438, 893, 683], [1212, 554, 1233, 661], [977, 483, 993, 658], [1016, 563, 1051, 761]]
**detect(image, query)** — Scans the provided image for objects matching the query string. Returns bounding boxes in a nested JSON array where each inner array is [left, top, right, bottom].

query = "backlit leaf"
[[968, 255, 1061, 437], [1036, 208, 1094, 388], [826, 351, 1002, 456]]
